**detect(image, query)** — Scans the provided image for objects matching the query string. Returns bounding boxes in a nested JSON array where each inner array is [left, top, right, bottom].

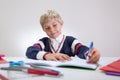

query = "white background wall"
[[0, 0, 120, 57]]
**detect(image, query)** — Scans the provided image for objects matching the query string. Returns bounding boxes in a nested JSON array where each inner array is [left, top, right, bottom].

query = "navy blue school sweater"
[[26, 36, 89, 60]]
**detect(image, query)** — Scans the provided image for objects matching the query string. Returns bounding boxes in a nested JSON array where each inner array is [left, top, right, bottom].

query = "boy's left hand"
[[86, 47, 100, 63]]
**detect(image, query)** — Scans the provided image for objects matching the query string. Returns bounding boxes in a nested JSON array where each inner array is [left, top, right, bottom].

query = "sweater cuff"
[[36, 51, 46, 60], [43, 52, 51, 60]]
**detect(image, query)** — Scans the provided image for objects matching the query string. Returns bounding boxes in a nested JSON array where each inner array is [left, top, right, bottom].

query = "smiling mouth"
[[52, 33, 57, 36]]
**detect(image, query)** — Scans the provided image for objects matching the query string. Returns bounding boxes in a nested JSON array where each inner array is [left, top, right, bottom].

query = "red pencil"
[[23, 68, 60, 76], [1, 67, 61, 76]]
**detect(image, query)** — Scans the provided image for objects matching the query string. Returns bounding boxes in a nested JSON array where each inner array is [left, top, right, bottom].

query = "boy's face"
[[42, 19, 63, 39]]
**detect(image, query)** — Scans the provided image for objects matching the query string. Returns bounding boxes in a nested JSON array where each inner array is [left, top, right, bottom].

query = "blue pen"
[[9, 61, 24, 67], [86, 42, 93, 61]]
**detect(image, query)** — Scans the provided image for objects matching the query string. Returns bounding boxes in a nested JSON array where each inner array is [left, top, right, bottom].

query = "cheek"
[[43, 30, 49, 34], [57, 27, 62, 31], [45, 31, 50, 34]]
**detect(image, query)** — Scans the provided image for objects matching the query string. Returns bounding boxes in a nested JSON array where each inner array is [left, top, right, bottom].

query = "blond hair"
[[40, 9, 62, 27]]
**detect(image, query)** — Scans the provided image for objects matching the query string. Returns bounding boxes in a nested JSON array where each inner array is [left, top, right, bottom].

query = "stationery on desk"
[[0, 73, 8, 80], [0, 65, 62, 80], [1, 66, 61, 76], [0, 42, 98, 79], [100, 58, 120, 76], [0, 55, 62, 80], [1, 60, 62, 76], [0, 54, 9, 80], [25, 56, 98, 70], [1, 56, 98, 78], [0, 54, 9, 68]]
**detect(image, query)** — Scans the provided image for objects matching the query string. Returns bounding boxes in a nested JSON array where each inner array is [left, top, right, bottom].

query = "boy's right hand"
[[44, 53, 71, 61]]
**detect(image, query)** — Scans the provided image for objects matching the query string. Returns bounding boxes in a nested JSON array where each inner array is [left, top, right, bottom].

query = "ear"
[[42, 26, 46, 32], [60, 20, 64, 26]]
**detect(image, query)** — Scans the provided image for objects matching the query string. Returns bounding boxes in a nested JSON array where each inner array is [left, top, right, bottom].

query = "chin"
[[51, 35, 58, 39], [50, 33, 60, 39], [52, 36, 57, 39]]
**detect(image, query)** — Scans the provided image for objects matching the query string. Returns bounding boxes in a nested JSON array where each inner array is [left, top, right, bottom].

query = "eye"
[[44, 26, 50, 30], [53, 24, 57, 27]]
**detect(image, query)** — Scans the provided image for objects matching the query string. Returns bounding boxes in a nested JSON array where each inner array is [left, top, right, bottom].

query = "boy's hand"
[[44, 53, 71, 61], [85, 47, 100, 63]]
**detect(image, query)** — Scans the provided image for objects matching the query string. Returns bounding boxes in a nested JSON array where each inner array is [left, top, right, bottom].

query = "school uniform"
[[26, 34, 89, 60]]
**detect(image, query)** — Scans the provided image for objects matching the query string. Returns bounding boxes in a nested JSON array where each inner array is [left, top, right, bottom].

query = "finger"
[[55, 54, 71, 61], [88, 56, 98, 63], [51, 57, 58, 61], [56, 56, 66, 61], [62, 54, 71, 61], [88, 48, 97, 61], [90, 47, 96, 56], [91, 50, 100, 63], [88, 53, 100, 63]]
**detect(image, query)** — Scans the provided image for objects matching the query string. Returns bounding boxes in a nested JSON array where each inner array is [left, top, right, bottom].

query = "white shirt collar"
[[49, 34, 66, 53], [49, 34, 64, 44]]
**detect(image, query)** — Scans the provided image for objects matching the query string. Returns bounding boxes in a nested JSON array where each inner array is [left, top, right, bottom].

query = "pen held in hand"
[[86, 42, 93, 61]]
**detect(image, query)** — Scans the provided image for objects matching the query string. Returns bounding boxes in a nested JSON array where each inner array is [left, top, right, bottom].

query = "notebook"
[[100, 59, 120, 76], [100, 59, 120, 73], [26, 56, 98, 70]]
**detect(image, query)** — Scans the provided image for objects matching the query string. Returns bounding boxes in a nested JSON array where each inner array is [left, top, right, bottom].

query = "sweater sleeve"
[[76, 44, 89, 59], [26, 40, 47, 60], [71, 39, 89, 59]]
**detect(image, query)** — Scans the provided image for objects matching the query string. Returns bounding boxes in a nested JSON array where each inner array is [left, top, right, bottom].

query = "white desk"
[[0, 57, 120, 80]]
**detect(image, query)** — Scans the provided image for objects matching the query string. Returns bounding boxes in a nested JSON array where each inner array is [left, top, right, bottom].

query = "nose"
[[49, 26, 55, 33]]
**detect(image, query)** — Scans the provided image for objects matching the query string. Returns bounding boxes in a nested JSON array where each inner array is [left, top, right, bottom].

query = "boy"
[[26, 9, 100, 63]]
